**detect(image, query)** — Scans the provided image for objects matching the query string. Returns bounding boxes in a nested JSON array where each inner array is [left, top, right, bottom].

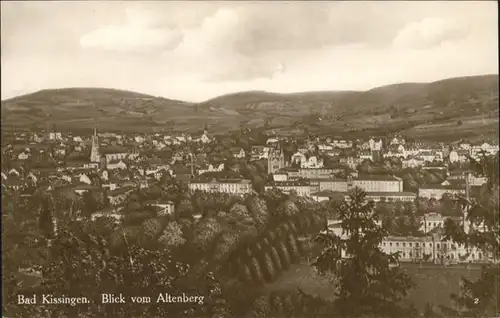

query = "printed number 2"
[[474, 298, 479, 304]]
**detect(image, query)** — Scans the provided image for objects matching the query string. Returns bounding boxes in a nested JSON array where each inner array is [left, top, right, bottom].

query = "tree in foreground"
[[312, 187, 415, 318]]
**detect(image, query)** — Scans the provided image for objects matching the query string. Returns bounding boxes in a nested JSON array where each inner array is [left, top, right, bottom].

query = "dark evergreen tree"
[[312, 187, 415, 318]]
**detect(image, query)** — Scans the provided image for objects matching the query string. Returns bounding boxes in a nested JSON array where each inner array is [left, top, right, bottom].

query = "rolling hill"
[[2, 75, 498, 140]]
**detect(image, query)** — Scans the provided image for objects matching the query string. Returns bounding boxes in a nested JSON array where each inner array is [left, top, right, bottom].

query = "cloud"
[[204, 56, 286, 82], [392, 17, 469, 49], [80, 25, 182, 52], [79, 4, 186, 53]]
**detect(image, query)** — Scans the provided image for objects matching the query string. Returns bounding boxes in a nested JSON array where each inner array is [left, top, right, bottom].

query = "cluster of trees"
[[3, 149, 498, 317], [374, 201, 422, 236], [357, 157, 403, 174], [399, 168, 447, 191], [225, 207, 325, 285]]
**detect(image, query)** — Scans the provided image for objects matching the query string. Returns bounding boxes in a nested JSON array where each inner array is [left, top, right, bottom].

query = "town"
[[2, 124, 498, 267]]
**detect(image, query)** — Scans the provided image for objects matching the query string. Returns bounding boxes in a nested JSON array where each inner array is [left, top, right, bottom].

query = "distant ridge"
[[2, 74, 498, 141]]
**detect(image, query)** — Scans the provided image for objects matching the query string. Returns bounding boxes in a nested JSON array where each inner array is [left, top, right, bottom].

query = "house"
[[359, 141, 371, 150], [265, 180, 312, 197], [339, 156, 363, 170], [198, 163, 224, 175], [107, 186, 135, 206], [72, 184, 98, 195], [419, 212, 446, 234], [402, 157, 425, 169], [49, 132, 62, 141], [390, 137, 404, 146], [134, 136, 145, 144], [297, 167, 344, 180], [266, 137, 279, 144], [318, 144, 334, 151], [419, 151, 443, 162], [332, 140, 352, 149], [230, 147, 246, 159], [189, 177, 252, 195], [359, 151, 373, 161], [272, 172, 288, 182], [107, 160, 127, 170], [310, 190, 344, 202], [449, 149, 469, 163], [144, 200, 175, 216], [291, 152, 306, 166], [18, 152, 30, 160], [251, 145, 271, 160], [369, 138, 383, 151], [91, 207, 123, 221], [383, 150, 405, 159]]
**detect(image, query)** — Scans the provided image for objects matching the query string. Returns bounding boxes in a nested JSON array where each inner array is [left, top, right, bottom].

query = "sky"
[[1, 1, 498, 102]]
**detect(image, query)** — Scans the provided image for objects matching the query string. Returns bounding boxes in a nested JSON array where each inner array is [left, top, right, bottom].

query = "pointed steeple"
[[90, 127, 100, 163]]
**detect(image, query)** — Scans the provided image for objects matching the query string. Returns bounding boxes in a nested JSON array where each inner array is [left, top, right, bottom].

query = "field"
[[264, 261, 484, 313]]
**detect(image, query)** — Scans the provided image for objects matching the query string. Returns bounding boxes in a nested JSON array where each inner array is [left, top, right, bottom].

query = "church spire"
[[90, 127, 101, 163]]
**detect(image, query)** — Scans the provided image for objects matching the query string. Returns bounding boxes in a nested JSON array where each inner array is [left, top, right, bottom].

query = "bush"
[[249, 257, 264, 284], [286, 234, 301, 262], [261, 252, 277, 282], [269, 246, 282, 272], [277, 242, 291, 270]]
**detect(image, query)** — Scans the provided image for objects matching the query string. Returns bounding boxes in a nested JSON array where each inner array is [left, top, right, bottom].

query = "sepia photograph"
[[1, 1, 499, 317]]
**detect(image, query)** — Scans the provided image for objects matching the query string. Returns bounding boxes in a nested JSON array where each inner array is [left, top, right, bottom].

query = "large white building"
[[351, 175, 403, 192], [381, 235, 491, 264], [265, 180, 313, 197], [189, 177, 252, 195], [324, 222, 492, 264]]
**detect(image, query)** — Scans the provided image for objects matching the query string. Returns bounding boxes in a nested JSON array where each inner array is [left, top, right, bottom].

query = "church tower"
[[268, 142, 286, 174], [278, 142, 285, 168], [90, 128, 101, 163]]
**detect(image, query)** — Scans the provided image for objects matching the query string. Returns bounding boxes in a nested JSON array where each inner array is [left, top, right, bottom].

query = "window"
[[396, 243, 399, 247], [389, 242, 392, 247], [403, 243, 406, 247], [437, 243, 440, 248], [416, 243, 419, 247], [409, 243, 413, 247]]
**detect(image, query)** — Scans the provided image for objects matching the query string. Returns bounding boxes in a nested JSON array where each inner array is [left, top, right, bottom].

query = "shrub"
[[249, 257, 264, 284], [277, 242, 291, 270]]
